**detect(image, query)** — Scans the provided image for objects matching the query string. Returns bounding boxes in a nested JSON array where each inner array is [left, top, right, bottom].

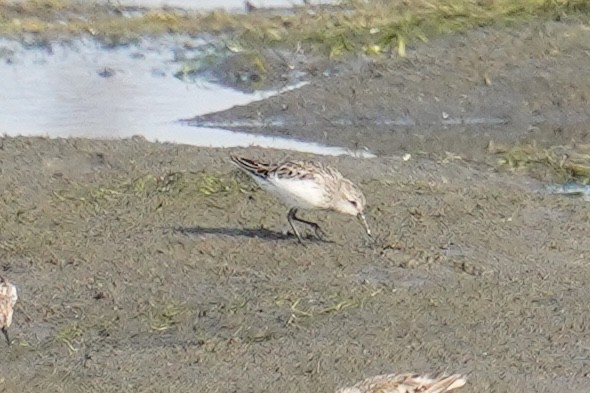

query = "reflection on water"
[[0, 37, 373, 157], [139, 124, 374, 157]]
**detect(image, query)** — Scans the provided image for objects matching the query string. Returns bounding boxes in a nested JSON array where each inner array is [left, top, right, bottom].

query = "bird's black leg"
[[288, 208, 327, 241], [287, 208, 305, 244], [2, 327, 10, 346]]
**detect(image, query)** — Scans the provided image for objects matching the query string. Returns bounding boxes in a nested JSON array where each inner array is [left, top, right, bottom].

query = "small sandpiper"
[[230, 155, 371, 243]]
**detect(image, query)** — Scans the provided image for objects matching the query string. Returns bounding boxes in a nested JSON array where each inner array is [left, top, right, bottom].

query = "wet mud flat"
[[192, 19, 590, 158], [1, 136, 590, 392], [1, 3, 590, 391]]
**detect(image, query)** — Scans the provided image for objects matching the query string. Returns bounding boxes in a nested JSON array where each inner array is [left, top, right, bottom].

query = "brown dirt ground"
[[192, 19, 590, 160], [0, 134, 589, 392], [2, 15, 590, 393]]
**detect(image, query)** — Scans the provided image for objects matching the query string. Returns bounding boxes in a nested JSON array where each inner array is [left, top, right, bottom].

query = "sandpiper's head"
[[334, 179, 371, 237]]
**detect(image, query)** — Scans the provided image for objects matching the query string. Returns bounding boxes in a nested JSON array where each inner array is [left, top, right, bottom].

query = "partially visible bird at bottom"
[[230, 155, 372, 244], [335, 373, 467, 393], [0, 275, 18, 345]]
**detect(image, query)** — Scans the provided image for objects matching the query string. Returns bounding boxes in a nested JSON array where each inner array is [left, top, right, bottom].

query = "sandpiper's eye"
[[349, 200, 358, 208]]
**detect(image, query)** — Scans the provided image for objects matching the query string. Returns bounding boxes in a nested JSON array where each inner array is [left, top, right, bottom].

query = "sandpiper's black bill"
[[357, 213, 372, 237]]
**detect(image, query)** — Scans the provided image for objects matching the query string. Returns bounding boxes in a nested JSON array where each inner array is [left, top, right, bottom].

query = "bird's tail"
[[230, 155, 271, 179], [423, 374, 467, 393]]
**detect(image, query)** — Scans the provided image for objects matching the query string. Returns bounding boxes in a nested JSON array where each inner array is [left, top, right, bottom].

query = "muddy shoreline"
[[2, 4, 590, 392], [0, 135, 589, 392], [189, 20, 590, 159]]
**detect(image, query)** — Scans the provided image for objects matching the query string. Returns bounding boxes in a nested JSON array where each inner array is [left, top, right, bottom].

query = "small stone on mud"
[[98, 67, 116, 78]]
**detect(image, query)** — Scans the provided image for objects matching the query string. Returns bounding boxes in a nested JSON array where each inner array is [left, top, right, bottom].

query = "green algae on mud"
[[1, 0, 589, 56], [3, 0, 589, 93], [490, 142, 590, 184]]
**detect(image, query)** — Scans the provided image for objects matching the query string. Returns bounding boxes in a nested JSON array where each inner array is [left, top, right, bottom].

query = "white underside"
[[255, 175, 328, 210]]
